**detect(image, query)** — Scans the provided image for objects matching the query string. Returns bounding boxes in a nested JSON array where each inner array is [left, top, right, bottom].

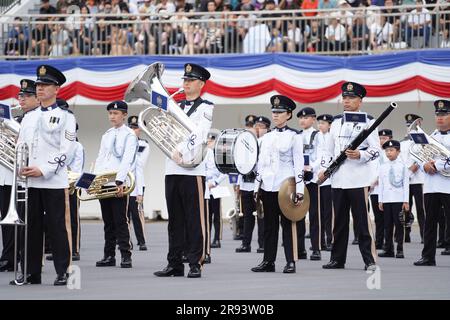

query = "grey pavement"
[[0, 221, 449, 300]]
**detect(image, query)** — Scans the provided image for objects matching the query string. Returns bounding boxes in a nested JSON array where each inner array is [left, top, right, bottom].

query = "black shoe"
[[404, 236, 411, 243], [375, 243, 383, 250], [437, 242, 445, 249], [46, 254, 54, 261], [298, 250, 307, 260], [54, 273, 68, 286], [235, 245, 251, 253], [251, 261, 275, 272], [211, 240, 221, 248], [309, 246, 313, 251], [365, 263, 377, 271], [96, 256, 116, 267], [234, 234, 244, 241], [322, 260, 345, 269], [441, 248, 450, 255], [352, 239, 359, 245], [187, 265, 201, 278], [204, 254, 211, 264], [310, 250, 321, 261], [0, 261, 14, 272], [139, 244, 148, 251], [414, 257, 436, 266], [396, 251, 404, 259], [378, 251, 395, 258], [305, 234, 310, 239], [283, 262, 296, 273], [72, 253, 80, 261], [256, 247, 264, 253], [323, 244, 332, 252], [121, 257, 132, 268], [154, 265, 184, 277], [9, 274, 41, 285], [182, 255, 189, 263]]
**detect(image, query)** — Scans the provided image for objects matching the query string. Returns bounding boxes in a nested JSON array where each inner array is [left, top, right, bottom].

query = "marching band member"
[[235, 116, 270, 253], [251, 95, 304, 274], [14, 65, 76, 285], [127, 115, 150, 251], [400, 114, 425, 243], [94, 100, 137, 269], [370, 129, 393, 251], [414, 100, 450, 266], [204, 133, 227, 262], [154, 63, 213, 279], [316, 114, 334, 251], [378, 140, 409, 259], [320, 82, 379, 271], [0, 80, 37, 272], [297, 107, 321, 261]]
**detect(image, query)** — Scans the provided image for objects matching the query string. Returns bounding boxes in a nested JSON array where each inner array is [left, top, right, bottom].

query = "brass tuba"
[[408, 119, 450, 177], [124, 62, 206, 168], [77, 172, 135, 201]]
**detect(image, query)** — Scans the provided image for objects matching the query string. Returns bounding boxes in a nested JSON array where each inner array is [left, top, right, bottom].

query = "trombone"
[[0, 142, 29, 285]]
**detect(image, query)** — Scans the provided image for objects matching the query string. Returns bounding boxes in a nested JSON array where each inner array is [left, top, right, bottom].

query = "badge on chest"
[[47, 116, 61, 129]]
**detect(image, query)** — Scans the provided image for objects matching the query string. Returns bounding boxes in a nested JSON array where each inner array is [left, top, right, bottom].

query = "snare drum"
[[214, 129, 259, 175]]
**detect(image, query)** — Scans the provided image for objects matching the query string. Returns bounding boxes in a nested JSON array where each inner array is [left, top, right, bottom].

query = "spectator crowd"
[[3, 0, 450, 58]]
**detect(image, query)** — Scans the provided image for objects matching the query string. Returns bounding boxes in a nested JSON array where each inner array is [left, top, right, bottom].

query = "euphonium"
[[77, 172, 135, 201], [408, 119, 450, 177], [124, 62, 207, 168]]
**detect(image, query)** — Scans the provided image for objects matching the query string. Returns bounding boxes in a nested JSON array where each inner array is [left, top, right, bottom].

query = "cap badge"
[[21, 81, 27, 89], [185, 64, 192, 73], [274, 97, 280, 106], [347, 83, 353, 91], [39, 66, 46, 76], [438, 101, 444, 109]]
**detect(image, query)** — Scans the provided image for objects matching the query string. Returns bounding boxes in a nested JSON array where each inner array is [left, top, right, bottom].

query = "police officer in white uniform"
[[370, 129, 392, 250], [127, 115, 150, 251], [400, 114, 426, 243], [235, 116, 270, 253], [378, 139, 409, 258], [297, 107, 321, 260], [15, 65, 76, 285], [316, 114, 334, 251], [0, 79, 37, 272], [251, 95, 304, 274], [154, 63, 213, 279], [94, 100, 137, 269], [414, 100, 450, 265], [204, 133, 227, 257], [320, 82, 379, 271]]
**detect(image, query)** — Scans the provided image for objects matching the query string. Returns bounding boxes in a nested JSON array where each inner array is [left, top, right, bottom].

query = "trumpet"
[[77, 172, 135, 201]]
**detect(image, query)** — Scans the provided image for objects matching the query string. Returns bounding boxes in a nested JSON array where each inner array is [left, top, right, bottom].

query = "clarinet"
[[318, 102, 398, 185]]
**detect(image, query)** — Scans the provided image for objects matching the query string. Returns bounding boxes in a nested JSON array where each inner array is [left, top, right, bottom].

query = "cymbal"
[[278, 177, 309, 222]]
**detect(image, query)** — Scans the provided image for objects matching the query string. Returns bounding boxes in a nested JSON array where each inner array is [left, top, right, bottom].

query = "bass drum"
[[214, 129, 259, 175]]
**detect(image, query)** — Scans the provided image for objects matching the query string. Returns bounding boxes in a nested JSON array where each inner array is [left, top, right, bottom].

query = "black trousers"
[[320, 185, 332, 247], [307, 183, 321, 251], [69, 193, 81, 255], [165, 175, 206, 267], [127, 196, 146, 245], [261, 190, 297, 263], [208, 196, 222, 242], [296, 219, 306, 254], [0, 185, 14, 263], [99, 193, 131, 259], [422, 193, 450, 259], [241, 190, 264, 248], [370, 194, 384, 247], [331, 187, 376, 266], [408, 184, 425, 240], [27, 188, 71, 275], [383, 202, 404, 252], [437, 206, 448, 246]]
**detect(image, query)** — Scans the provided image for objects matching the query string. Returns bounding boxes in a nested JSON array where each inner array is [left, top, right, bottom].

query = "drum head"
[[233, 131, 258, 175]]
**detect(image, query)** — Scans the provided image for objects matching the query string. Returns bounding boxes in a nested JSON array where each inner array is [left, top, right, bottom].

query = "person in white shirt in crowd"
[[406, 0, 432, 48], [325, 15, 347, 51], [378, 140, 409, 259], [370, 15, 394, 50], [414, 100, 450, 265]]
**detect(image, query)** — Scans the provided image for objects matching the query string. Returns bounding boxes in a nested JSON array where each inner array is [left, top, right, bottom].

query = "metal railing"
[[1, 4, 449, 59], [0, 0, 20, 15]]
